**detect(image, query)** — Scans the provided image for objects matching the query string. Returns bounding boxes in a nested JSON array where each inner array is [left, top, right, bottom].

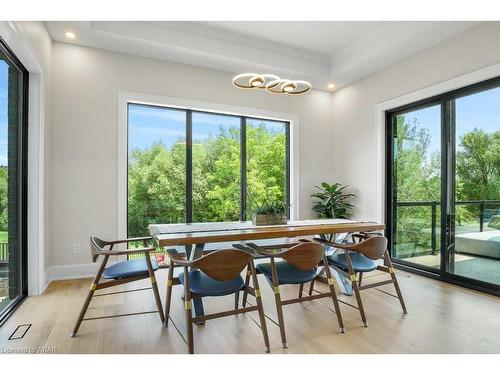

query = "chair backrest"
[[192, 249, 254, 282], [280, 242, 325, 271], [349, 236, 388, 260], [90, 236, 109, 263]]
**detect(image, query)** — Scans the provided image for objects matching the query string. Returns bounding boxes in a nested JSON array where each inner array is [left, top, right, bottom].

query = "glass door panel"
[[452, 87, 500, 286], [391, 104, 442, 270], [0, 41, 27, 320]]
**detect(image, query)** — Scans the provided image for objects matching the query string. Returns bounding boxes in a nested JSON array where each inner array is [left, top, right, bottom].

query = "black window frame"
[[126, 103, 291, 230], [385, 75, 500, 297], [0, 37, 29, 326]]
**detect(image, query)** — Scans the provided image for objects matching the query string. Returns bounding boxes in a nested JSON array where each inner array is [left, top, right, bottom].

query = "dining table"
[[149, 218, 385, 319]]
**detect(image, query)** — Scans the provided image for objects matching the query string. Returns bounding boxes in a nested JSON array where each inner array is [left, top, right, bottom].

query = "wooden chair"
[[316, 235, 407, 327], [164, 247, 270, 354], [71, 236, 165, 337], [241, 241, 345, 348]]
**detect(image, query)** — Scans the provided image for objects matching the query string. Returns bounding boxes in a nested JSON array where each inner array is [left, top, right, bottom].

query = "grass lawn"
[[0, 231, 7, 243]]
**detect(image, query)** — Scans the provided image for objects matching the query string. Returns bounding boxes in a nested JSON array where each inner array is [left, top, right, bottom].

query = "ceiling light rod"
[[232, 73, 311, 95]]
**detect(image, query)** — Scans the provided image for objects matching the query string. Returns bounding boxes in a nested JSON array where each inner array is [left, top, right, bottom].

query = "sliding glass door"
[[451, 87, 500, 285], [387, 77, 500, 295], [0, 38, 28, 323], [389, 104, 442, 271]]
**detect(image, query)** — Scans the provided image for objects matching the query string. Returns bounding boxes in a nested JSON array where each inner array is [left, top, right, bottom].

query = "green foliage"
[[192, 126, 241, 222], [127, 122, 287, 236], [246, 124, 286, 218], [128, 141, 186, 237], [254, 201, 289, 215], [0, 167, 7, 232], [456, 129, 500, 201], [311, 182, 355, 219]]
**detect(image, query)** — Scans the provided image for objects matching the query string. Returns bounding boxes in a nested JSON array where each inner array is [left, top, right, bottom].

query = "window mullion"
[[240, 117, 247, 221], [186, 110, 193, 223]]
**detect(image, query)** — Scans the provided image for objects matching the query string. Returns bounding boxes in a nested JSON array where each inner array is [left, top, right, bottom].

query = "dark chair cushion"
[[103, 258, 159, 279], [178, 270, 244, 296], [256, 261, 317, 285], [328, 252, 377, 273]]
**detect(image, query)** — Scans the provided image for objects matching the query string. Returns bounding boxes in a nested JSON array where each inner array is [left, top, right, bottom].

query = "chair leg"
[[270, 258, 287, 348], [183, 267, 194, 354], [358, 272, 363, 286], [384, 252, 407, 314], [308, 267, 324, 296], [164, 260, 175, 326], [323, 260, 345, 333], [344, 251, 368, 327], [308, 279, 315, 296], [242, 267, 251, 307], [298, 283, 304, 298], [250, 261, 270, 353], [234, 292, 240, 309], [146, 255, 165, 324], [71, 256, 108, 337]]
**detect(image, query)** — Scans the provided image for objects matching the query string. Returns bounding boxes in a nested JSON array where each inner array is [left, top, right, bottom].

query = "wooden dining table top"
[[150, 219, 385, 246]]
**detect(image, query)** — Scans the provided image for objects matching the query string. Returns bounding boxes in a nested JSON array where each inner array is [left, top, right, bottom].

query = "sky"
[[127, 103, 285, 152]]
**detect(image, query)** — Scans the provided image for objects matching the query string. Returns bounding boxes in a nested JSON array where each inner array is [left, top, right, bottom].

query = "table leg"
[[190, 243, 206, 323], [331, 269, 353, 296], [320, 233, 353, 296]]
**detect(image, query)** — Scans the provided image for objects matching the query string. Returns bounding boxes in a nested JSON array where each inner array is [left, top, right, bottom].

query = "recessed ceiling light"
[[65, 32, 76, 39], [328, 83, 335, 90]]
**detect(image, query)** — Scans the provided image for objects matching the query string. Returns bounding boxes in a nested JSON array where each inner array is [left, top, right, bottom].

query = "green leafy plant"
[[253, 201, 289, 215], [311, 182, 355, 219]]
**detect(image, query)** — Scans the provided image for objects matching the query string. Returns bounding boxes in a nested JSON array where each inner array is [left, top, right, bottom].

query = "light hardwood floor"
[[0, 268, 499, 354]]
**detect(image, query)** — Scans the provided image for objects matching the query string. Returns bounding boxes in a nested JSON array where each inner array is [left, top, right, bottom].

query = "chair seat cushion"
[[103, 258, 159, 279], [178, 270, 244, 296], [256, 261, 317, 285], [328, 252, 378, 273]]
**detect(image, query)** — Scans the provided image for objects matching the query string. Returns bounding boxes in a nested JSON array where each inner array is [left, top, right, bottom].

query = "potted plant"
[[252, 201, 289, 226], [311, 182, 356, 219]]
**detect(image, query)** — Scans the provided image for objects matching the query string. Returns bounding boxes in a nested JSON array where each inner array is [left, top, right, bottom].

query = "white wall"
[[331, 22, 500, 222], [48, 42, 334, 272]]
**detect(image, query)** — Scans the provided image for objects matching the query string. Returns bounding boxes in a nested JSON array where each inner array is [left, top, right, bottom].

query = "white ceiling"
[[44, 21, 480, 91]]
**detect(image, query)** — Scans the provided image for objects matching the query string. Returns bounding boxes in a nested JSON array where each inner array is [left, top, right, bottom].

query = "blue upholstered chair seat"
[[178, 270, 244, 296], [327, 252, 378, 272], [256, 261, 317, 284], [103, 258, 159, 279]]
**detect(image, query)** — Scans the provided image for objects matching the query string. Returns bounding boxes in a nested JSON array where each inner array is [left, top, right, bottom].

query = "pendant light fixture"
[[231, 23, 312, 95], [232, 74, 311, 95]]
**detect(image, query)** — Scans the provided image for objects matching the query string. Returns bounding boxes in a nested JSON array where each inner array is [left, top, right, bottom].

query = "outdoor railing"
[[396, 199, 500, 255], [0, 242, 7, 262]]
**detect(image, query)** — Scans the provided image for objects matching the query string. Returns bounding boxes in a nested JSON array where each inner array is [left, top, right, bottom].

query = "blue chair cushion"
[[256, 261, 317, 285], [328, 252, 377, 273], [178, 270, 244, 296], [103, 258, 159, 279]]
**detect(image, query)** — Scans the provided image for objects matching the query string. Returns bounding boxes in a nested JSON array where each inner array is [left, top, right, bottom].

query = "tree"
[[456, 129, 500, 201]]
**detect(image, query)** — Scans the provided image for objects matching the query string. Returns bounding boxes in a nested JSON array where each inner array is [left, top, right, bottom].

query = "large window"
[[127, 103, 290, 236], [386, 76, 500, 295], [0, 38, 28, 323]]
